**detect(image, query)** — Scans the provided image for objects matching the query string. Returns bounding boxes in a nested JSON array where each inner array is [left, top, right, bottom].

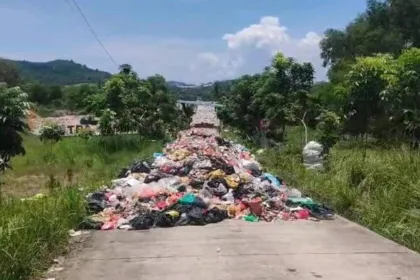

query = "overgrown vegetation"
[[218, 0, 420, 253], [259, 127, 420, 252], [2, 135, 163, 197]]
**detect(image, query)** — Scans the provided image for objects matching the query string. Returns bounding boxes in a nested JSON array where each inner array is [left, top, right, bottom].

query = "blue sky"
[[0, 0, 367, 83]]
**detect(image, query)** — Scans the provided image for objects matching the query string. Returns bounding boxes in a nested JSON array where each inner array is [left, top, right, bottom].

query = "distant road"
[[177, 100, 221, 107]]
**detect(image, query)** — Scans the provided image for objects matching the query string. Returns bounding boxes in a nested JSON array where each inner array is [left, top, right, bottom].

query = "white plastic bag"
[[241, 159, 261, 172], [302, 141, 324, 170]]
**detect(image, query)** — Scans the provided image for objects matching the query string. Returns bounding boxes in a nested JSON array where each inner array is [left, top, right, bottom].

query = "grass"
[[256, 126, 420, 253], [0, 134, 163, 280], [2, 134, 163, 197], [0, 188, 86, 280]]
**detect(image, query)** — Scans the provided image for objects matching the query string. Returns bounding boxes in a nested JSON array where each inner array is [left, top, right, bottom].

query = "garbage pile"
[[190, 105, 220, 128], [82, 106, 333, 230]]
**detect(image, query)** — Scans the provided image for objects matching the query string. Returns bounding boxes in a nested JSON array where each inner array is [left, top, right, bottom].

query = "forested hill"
[[7, 59, 112, 85]]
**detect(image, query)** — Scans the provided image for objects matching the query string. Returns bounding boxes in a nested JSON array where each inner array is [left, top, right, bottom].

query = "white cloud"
[[194, 16, 326, 81], [223, 16, 290, 50], [0, 12, 326, 83]]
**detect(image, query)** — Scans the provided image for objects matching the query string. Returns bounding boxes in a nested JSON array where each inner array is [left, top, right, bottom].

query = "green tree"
[[90, 64, 187, 137], [320, 0, 406, 83], [48, 85, 63, 100], [27, 83, 50, 104], [316, 110, 341, 155], [381, 48, 420, 146], [0, 85, 30, 171], [252, 53, 314, 141], [0, 59, 21, 87], [342, 54, 395, 138]]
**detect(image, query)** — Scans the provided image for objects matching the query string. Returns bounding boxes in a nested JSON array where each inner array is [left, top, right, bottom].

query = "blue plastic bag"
[[263, 173, 282, 188], [153, 152, 164, 158]]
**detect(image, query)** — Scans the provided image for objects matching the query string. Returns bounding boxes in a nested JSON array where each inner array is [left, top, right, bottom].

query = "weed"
[[258, 126, 420, 252]]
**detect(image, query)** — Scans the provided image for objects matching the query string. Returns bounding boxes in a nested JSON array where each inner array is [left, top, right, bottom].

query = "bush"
[[39, 122, 65, 143]]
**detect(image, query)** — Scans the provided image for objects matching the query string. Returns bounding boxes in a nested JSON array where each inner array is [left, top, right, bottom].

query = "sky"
[[0, 0, 368, 84]]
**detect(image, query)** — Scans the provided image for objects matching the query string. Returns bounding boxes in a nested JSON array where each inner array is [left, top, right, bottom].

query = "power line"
[[65, 0, 118, 67]]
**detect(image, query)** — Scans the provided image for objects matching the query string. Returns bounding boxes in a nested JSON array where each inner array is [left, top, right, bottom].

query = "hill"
[[168, 80, 234, 101], [6, 59, 112, 86], [1, 57, 232, 101]]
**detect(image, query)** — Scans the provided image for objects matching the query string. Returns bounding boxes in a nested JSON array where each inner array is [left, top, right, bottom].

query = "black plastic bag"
[[129, 215, 155, 230], [86, 191, 107, 214], [78, 218, 103, 230], [207, 179, 228, 196], [130, 161, 151, 173], [187, 207, 206, 225], [190, 179, 204, 189], [144, 174, 161, 184], [155, 213, 177, 228], [215, 136, 231, 147], [204, 208, 228, 224]]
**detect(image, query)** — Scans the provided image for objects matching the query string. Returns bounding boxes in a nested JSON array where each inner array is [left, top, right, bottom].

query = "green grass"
[[0, 188, 86, 280], [0, 134, 163, 279], [2, 134, 163, 197], [257, 126, 420, 253]]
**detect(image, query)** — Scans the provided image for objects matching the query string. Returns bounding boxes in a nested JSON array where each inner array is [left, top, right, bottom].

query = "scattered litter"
[[53, 256, 64, 265], [81, 106, 333, 231], [68, 229, 89, 237], [48, 267, 64, 273], [20, 193, 47, 201]]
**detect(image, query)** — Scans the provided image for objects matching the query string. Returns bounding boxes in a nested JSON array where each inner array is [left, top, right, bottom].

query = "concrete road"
[[62, 217, 420, 280]]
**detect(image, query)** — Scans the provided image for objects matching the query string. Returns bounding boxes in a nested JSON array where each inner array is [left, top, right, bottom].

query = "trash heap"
[[83, 106, 333, 231]]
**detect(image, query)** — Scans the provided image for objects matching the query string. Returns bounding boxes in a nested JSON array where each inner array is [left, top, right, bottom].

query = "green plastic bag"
[[178, 193, 196, 205], [243, 215, 259, 222]]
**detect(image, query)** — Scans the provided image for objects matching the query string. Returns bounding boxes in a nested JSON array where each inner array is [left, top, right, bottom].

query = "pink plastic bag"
[[294, 209, 310, 219]]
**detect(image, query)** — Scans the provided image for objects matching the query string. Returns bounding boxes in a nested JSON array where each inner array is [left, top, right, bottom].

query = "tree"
[[218, 74, 261, 136], [389, 0, 420, 47], [320, 0, 407, 83], [0, 85, 30, 171], [341, 54, 394, 138], [380, 48, 420, 146], [316, 110, 341, 155], [26, 83, 50, 104], [90, 64, 188, 138], [49, 85, 63, 100], [63, 84, 99, 111], [252, 53, 314, 141], [0, 59, 21, 87]]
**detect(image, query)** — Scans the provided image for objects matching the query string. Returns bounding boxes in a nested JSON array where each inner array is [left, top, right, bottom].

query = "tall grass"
[[0, 188, 86, 280], [0, 134, 163, 279], [2, 134, 163, 197], [259, 126, 420, 252]]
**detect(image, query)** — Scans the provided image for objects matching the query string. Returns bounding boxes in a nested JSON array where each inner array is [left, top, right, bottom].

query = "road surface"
[[61, 216, 420, 280]]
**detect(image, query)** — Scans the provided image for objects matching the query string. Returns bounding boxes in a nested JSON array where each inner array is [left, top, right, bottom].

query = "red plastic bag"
[[294, 209, 310, 219]]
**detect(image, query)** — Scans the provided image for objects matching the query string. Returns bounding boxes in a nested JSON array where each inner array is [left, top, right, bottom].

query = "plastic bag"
[[208, 169, 226, 180], [241, 159, 261, 172], [303, 141, 324, 170], [225, 174, 240, 189], [263, 173, 282, 188]]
